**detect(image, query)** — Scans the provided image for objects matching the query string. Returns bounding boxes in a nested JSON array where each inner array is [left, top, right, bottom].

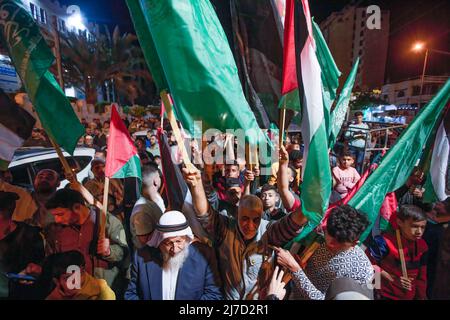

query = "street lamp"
[[412, 42, 429, 109], [412, 42, 450, 108]]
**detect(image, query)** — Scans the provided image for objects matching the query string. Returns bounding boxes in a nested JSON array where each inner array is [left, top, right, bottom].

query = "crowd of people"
[[0, 110, 449, 301]]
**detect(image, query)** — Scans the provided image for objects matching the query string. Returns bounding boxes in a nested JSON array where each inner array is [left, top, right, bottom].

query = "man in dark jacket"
[[125, 210, 222, 300], [0, 191, 44, 299]]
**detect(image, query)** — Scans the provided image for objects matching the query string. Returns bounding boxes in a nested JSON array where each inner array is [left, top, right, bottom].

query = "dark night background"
[[58, 0, 449, 85]]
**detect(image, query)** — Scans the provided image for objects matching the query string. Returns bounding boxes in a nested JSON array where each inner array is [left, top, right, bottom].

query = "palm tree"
[[60, 26, 152, 105]]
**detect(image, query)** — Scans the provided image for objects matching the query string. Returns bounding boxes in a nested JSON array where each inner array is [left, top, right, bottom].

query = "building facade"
[[381, 75, 448, 107], [320, 5, 390, 91]]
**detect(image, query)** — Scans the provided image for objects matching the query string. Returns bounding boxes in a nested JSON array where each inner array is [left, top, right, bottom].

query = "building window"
[[58, 19, 67, 32], [412, 85, 421, 96], [360, 30, 364, 37], [360, 39, 364, 46], [362, 10, 366, 17], [30, 3, 38, 20], [39, 8, 47, 24], [397, 90, 405, 98], [359, 49, 363, 56]]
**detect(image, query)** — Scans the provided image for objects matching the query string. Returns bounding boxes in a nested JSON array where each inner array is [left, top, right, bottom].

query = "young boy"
[[330, 152, 360, 203], [260, 184, 286, 221], [42, 251, 115, 300], [367, 205, 428, 300]]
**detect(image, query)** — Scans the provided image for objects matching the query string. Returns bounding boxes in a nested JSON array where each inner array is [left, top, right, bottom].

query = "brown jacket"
[[43, 207, 128, 286]]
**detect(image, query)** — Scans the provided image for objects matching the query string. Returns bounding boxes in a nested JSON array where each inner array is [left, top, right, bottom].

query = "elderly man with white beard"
[[125, 211, 223, 300]]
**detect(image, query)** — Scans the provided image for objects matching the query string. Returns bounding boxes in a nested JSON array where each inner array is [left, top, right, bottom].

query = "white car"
[[8, 147, 96, 191]]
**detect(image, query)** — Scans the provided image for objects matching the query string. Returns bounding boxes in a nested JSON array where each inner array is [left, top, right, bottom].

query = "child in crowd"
[[330, 152, 360, 203], [40, 251, 115, 300], [367, 205, 428, 300], [260, 184, 286, 221]]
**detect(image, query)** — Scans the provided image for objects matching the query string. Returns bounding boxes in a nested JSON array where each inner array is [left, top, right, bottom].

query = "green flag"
[[126, 0, 265, 146], [348, 79, 450, 241], [312, 18, 341, 134], [312, 18, 341, 106], [0, 0, 84, 154], [126, 0, 168, 93], [329, 58, 360, 149]]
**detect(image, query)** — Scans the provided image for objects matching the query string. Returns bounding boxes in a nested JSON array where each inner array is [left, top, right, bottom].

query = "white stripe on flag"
[[0, 122, 24, 162], [430, 122, 449, 201], [300, 35, 325, 178]]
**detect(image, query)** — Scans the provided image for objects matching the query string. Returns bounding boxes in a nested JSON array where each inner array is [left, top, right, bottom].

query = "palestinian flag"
[[0, 89, 35, 170], [279, 0, 340, 120], [348, 79, 450, 241], [292, 0, 332, 240], [423, 120, 450, 203], [0, 0, 84, 155], [105, 104, 141, 180]]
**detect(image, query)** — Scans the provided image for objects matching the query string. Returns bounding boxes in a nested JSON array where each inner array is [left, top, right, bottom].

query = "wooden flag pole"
[[160, 90, 196, 185], [279, 106, 286, 147], [48, 137, 75, 182], [48, 137, 103, 210], [245, 143, 254, 172], [99, 177, 110, 240], [396, 229, 408, 279], [298, 241, 321, 269]]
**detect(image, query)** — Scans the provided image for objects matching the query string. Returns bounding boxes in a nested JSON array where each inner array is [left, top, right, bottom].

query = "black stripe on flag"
[[294, 0, 309, 108], [0, 88, 35, 140], [156, 129, 188, 212]]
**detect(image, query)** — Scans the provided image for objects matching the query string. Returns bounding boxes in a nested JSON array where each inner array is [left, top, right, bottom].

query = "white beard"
[[162, 246, 190, 272]]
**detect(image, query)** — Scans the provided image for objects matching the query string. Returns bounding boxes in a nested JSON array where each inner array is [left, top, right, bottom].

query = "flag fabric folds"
[[312, 18, 341, 133], [329, 58, 360, 149], [157, 128, 209, 242], [423, 121, 450, 202], [348, 79, 450, 241], [0, 0, 84, 154], [0, 89, 35, 170], [156, 128, 189, 212], [126, 0, 265, 146], [293, 0, 332, 240], [105, 105, 141, 180]]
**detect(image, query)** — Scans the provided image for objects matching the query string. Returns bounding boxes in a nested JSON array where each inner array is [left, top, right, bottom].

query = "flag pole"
[[100, 177, 110, 239], [279, 105, 286, 147], [160, 90, 196, 185], [396, 229, 408, 279]]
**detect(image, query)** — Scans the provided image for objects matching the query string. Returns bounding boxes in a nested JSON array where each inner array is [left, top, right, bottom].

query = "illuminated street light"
[[67, 13, 86, 31], [412, 42, 425, 52], [66, 5, 86, 31], [411, 41, 450, 108]]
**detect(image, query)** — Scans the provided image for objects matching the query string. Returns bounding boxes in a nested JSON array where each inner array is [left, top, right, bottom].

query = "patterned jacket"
[[290, 243, 374, 300]]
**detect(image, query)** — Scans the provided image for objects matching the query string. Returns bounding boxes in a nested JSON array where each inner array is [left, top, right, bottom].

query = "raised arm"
[[182, 164, 209, 216], [278, 146, 295, 210]]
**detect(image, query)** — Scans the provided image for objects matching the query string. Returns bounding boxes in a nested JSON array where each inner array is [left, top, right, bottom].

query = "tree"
[[60, 26, 153, 105]]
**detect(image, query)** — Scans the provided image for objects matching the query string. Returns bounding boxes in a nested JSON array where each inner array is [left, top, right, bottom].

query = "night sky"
[[59, 0, 449, 84]]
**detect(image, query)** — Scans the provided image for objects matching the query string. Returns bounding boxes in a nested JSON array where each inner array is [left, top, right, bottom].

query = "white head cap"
[[147, 210, 193, 247]]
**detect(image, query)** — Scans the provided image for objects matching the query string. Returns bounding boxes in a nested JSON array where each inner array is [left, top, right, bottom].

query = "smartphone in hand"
[[3, 272, 37, 282]]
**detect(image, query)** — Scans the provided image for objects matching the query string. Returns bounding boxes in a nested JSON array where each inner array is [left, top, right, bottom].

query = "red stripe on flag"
[[105, 104, 138, 177], [380, 192, 398, 229], [281, 0, 298, 95]]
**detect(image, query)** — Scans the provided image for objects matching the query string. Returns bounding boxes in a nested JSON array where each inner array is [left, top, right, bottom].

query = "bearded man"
[[125, 211, 222, 300]]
